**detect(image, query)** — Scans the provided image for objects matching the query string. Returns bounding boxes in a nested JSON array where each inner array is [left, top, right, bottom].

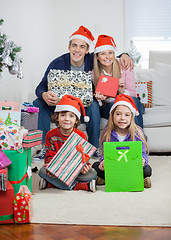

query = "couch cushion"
[[144, 106, 171, 128]]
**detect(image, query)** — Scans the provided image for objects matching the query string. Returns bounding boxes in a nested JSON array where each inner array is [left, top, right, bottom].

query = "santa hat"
[[54, 95, 90, 122], [94, 34, 117, 54], [69, 25, 95, 46], [110, 94, 139, 116]]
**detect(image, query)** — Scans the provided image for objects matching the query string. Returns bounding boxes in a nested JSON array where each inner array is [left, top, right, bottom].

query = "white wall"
[[0, 0, 124, 103]]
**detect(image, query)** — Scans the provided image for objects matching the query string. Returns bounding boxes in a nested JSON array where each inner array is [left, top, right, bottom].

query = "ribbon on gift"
[[117, 150, 129, 162], [76, 144, 90, 164]]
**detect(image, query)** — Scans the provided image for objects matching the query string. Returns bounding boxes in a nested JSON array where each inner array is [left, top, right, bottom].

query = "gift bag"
[[0, 124, 25, 152], [46, 132, 96, 188], [0, 181, 14, 224], [0, 101, 21, 126], [48, 69, 93, 107], [0, 148, 12, 169], [104, 141, 144, 192], [14, 185, 32, 223], [3, 148, 32, 196], [0, 167, 8, 191]]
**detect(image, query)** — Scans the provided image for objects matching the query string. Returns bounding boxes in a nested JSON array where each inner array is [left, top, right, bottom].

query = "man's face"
[[68, 39, 89, 67]]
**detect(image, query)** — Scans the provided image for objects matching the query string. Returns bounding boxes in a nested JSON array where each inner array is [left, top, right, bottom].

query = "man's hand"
[[42, 91, 59, 106], [120, 53, 134, 71]]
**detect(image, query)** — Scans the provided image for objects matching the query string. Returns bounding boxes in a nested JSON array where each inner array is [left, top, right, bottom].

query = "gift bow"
[[117, 150, 129, 162], [76, 144, 90, 164]]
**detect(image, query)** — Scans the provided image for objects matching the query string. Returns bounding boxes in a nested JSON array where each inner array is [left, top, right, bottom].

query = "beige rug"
[[31, 156, 171, 226]]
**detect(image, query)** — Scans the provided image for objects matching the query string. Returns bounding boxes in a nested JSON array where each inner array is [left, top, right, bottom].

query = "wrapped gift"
[[22, 130, 43, 148], [0, 149, 12, 169], [0, 167, 8, 191], [2, 149, 32, 196], [0, 181, 14, 224], [21, 112, 38, 130], [0, 101, 21, 126], [104, 141, 144, 192], [48, 69, 93, 107], [46, 132, 96, 188], [0, 124, 25, 151], [14, 185, 32, 223]]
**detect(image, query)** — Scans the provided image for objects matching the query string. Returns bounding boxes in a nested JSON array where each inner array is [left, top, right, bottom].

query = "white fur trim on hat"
[[55, 105, 81, 119], [69, 34, 91, 46], [110, 101, 139, 116], [94, 45, 116, 54]]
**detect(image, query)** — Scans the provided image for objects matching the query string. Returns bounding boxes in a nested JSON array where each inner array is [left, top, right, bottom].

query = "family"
[[33, 25, 152, 192]]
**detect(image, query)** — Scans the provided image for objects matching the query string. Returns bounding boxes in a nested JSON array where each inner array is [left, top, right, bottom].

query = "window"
[[124, 0, 171, 68]]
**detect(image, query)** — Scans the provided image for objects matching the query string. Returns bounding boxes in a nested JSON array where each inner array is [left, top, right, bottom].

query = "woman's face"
[[97, 50, 115, 67]]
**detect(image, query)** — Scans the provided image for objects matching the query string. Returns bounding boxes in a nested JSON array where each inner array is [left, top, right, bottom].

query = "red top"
[[44, 127, 87, 164]]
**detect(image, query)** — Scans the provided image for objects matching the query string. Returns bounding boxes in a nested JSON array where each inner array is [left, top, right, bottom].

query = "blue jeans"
[[132, 97, 145, 129], [39, 166, 97, 190], [33, 98, 56, 144]]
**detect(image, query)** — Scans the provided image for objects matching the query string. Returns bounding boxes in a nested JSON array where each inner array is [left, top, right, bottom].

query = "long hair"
[[51, 111, 80, 128], [99, 108, 149, 157], [93, 52, 121, 89]]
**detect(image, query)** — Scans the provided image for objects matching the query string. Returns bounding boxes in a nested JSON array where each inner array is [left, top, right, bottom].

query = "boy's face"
[[58, 111, 77, 134], [68, 39, 89, 67]]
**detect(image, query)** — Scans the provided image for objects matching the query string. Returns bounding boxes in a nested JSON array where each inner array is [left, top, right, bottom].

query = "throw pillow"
[[135, 81, 152, 108]]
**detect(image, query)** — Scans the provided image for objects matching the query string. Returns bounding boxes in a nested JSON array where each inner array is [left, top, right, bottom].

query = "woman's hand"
[[118, 78, 125, 94], [99, 160, 104, 171], [81, 162, 92, 174], [94, 92, 107, 101]]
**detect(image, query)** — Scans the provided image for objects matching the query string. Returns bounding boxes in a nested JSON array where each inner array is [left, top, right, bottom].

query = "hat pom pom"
[[84, 116, 90, 122]]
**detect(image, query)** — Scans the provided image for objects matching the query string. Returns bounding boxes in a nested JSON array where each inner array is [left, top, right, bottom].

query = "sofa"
[[78, 50, 171, 153]]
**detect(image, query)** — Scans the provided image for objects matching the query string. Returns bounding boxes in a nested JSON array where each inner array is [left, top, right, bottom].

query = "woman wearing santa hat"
[[92, 94, 152, 188], [93, 34, 145, 130]]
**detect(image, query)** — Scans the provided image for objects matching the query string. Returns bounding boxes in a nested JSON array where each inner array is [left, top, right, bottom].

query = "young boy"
[[38, 95, 97, 192]]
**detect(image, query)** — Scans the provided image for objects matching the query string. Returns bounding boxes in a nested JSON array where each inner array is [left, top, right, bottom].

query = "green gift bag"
[[104, 141, 144, 192], [2, 148, 32, 196]]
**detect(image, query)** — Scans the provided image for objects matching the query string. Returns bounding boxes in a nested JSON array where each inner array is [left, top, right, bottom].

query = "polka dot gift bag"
[[13, 185, 32, 223]]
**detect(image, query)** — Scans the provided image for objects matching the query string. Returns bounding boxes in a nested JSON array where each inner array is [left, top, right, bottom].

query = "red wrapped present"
[[0, 181, 14, 224], [22, 130, 43, 148], [0, 167, 8, 191], [46, 132, 96, 188], [14, 185, 32, 223]]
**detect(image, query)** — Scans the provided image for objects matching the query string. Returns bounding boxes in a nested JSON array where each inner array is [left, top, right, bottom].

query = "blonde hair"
[[93, 52, 121, 89], [99, 108, 149, 157]]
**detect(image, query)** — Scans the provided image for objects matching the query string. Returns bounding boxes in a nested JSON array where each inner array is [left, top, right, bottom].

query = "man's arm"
[[117, 53, 134, 71]]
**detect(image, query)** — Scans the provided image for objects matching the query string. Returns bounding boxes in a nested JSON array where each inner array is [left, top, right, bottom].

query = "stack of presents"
[[0, 101, 42, 224]]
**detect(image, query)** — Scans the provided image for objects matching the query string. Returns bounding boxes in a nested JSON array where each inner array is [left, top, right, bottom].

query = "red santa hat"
[[55, 95, 90, 122], [69, 25, 95, 46], [110, 94, 139, 116], [94, 34, 117, 54]]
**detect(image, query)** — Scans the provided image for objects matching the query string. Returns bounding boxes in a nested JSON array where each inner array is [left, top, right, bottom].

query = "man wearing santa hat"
[[33, 25, 134, 160]]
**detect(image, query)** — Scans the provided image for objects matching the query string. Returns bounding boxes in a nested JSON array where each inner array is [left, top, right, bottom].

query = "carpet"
[[31, 156, 171, 226]]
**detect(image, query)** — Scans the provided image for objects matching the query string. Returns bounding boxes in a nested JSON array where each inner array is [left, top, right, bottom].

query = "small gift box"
[[46, 132, 96, 188], [104, 141, 144, 192], [22, 130, 43, 148], [0, 167, 8, 191], [0, 181, 14, 224], [14, 185, 32, 223]]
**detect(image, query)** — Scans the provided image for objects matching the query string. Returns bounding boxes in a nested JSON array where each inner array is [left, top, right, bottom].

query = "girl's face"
[[113, 105, 132, 133], [58, 111, 77, 134], [97, 50, 115, 67]]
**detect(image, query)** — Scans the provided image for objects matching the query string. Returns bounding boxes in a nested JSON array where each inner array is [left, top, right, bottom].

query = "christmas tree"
[[128, 40, 141, 66], [0, 19, 23, 78]]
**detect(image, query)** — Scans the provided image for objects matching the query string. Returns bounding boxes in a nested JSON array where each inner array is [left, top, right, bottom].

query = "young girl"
[[38, 95, 97, 192], [92, 94, 152, 188], [93, 34, 145, 129]]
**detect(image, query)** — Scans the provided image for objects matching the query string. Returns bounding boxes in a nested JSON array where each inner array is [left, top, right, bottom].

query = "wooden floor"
[[0, 224, 171, 240]]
